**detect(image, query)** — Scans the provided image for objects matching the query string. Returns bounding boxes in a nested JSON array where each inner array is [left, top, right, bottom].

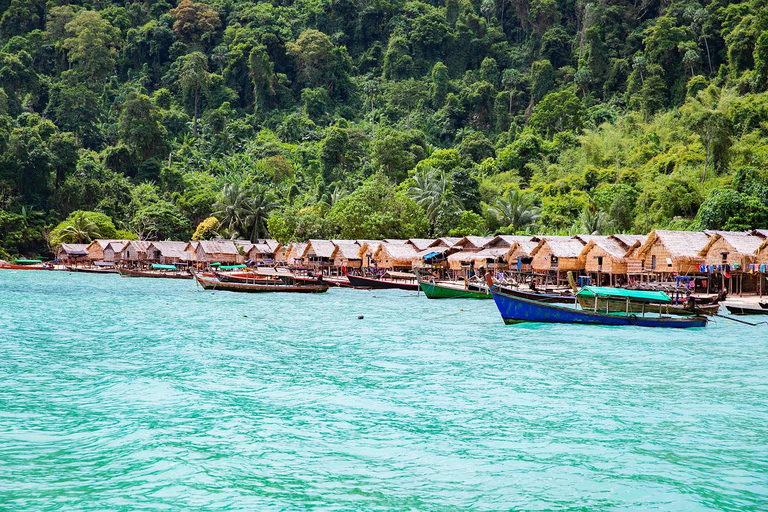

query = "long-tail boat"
[[495, 285, 576, 304], [485, 275, 707, 328], [194, 273, 329, 293], [343, 267, 419, 291], [67, 265, 118, 274], [724, 303, 768, 315], [117, 265, 192, 279], [1, 259, 51, 270], [576, 286, 720, 316], [414, 270, 491, 299]]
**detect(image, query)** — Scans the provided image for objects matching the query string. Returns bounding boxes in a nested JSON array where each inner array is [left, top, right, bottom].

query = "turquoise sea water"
[[0, 271, 767, 511]]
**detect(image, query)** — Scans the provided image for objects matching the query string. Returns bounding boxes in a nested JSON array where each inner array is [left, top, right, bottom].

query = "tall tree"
[[178, 52, 210, 138]]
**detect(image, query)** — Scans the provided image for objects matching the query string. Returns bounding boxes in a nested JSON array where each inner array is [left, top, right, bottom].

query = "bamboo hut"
[[304, 239, 336, 268], [357, 241, 383, 267], [147, 241, 189, 265], [331, 243, 364, 269], [285, 242, 308, 266], [700, 231, 764, 295], [506, 240, 540, 272], [245, 243, 276, 265], [103, 241, 127, 263], [699, 232, 762, 268], [578, 235, 645, 286], [530, 238, 587, 283], [86, 239, 127, 261], [120, 241, 152, 264], [373, 243, 418, 271], [636, 230, 710, 277], [56, 244, 89, 264], [183, 240, 244, 265]]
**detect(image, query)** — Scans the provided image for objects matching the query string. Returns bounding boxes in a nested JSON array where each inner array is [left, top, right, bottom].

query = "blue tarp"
[[423, 252, 441, 260]]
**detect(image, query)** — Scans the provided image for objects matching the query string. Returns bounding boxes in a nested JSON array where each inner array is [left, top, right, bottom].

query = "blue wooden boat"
[[486, 277, 707, 328]]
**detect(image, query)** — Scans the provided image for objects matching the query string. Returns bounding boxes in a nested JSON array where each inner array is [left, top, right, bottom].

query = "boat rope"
[[710, 313, 768, 326]]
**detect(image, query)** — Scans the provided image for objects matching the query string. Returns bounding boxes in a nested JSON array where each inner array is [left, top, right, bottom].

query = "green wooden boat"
[[419, 280, 492, 299]]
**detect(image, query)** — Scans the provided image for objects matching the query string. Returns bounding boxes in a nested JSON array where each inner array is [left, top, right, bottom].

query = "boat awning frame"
[[577, 286, 672, 304], [152, 263, 178, 270]]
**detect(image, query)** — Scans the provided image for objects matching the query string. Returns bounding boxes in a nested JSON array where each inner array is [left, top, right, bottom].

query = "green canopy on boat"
[[577, 286, 671, 304], [151, 263, 177, 270], [219, 264, 246, 270], [210, 262, 221, 266], [14, 259, 43, 263]]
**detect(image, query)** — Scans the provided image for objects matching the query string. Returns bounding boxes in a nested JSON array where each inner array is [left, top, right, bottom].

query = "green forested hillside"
[[2, 0, 768, 257]]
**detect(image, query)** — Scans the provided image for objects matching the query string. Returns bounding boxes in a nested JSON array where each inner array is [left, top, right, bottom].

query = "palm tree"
[[490, 188, 540, 233], [213, 183, 250, 237], [57, 213, 102, 244], [575, 207, 611, 235], [242, 184, 279, 241], [409, 168, 462, 234]]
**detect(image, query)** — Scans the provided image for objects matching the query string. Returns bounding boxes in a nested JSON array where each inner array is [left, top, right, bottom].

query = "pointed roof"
[[407, 238, 436, 251], [306, 239, 336, 258], [486, 235, 534, 248], [531, 238, 586, 258], [59, 243, 89, 255], [332, 243, 364, 260], [578, 236, 629, 260], [148, 241, 188, 259], [456, 236, 494, 250], [638, 230, 710, 259], [699, 231, 763, 256]]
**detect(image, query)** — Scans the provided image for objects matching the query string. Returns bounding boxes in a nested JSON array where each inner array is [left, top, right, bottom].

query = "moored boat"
[[724, 303, 768, 315], [0, 259, 51, 270], [486, 276, 707, 328], [418, 280, 492, 299], [495, 285, 576, 304], [576, 286, 720, 316], [117, 265, 192, 279], [343, 268, 419, 291], [194, 273, 329, 293], [67, 265, 118, 274]]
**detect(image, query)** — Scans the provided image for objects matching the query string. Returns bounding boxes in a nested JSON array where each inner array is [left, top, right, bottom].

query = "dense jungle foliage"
[[2, 0, 768, 257]]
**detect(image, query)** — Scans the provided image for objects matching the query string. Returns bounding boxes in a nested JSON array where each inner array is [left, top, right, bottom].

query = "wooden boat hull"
[[576, 296, 720, 317], [491, 288, 707, 328], [0, 264, 50, 270], [419, 281, 491, 299], [495, 285, 576, 304], [118, 267, 192, 279], [67, 266, 118, 274], [344, 273, 418, 291], [195, 275, 328, 293], [724, 304, 768, 315]]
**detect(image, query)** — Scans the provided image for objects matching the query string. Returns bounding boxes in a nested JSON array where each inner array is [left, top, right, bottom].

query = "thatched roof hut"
[[285, 242, 308, 265], [120, 241, 152, 262], [246, 243, 276, 264], [373, 243, 418, 270], [103, 241, 127, 263], [305, 239, 336, 266], [147, 241, 189, 264], [184, 240, 244, 265], [331, 243, 364, 268], [579, 235, 646, 285], [56, 243, 89, 263], [530, 238, 586, 274], [86, 239, 127, 261], [637, 230, 710, 274], [506, 241, 540, 269], [699, 231, 763, 269]]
